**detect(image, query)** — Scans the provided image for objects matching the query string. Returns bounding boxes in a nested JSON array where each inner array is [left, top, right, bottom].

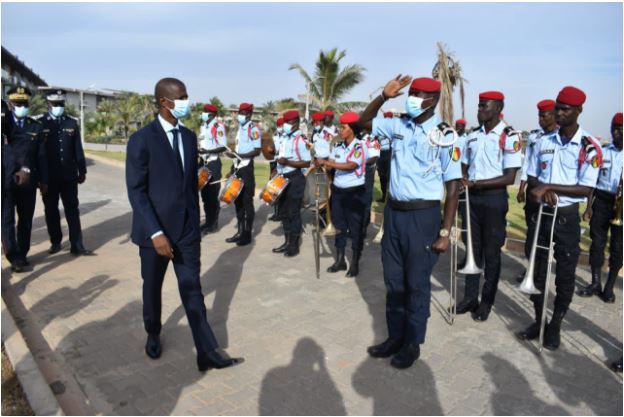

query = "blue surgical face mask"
[[13, 106, 29, 118], [165, 98, 190, 119], [237, 114, 248, 124], [50, 106, 65, 117], [282, 123, 293, 135], [405, 96, 430, 118], [201, 112, 210, 122]]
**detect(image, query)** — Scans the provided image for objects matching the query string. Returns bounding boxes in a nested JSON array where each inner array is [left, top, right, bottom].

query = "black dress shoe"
[[197, 350, 243, 372], [10, 260, 25, 273], [610, 357, 623, 373], [272, 241, 288, 253], [145, 334, 162, 359], [236, 231, 252, 246], [577, 283, 602, 298], [390, 344, 420, 369], [284, 247, 299, 257], [543, 323, 561, 351], [516, 322, 540, 341], [601, 291, 616, 303], [367, 338, 403, 358], [49, 243, 62, 254], [225, 230, 241, 243], [71, 246, 93, 256], [471, 303, 492, 322], [453, 298, 478, 315]]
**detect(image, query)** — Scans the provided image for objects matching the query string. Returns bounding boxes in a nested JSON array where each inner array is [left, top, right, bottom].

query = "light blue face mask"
[[166, 98, 190, 119], [237, 114, 248, 124], [405, 96, 430, 118], [13, 106, 29, 118], [201, 112, 210, 122], [51, 106, 65, 117], [282, 123, 293, 135]]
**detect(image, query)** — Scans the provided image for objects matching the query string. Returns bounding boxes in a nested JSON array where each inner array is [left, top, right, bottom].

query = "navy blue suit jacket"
[[126, 118, 200, 247]]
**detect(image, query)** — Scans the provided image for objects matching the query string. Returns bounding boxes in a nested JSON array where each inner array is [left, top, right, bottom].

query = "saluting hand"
[[382, 74, 413, 99], [152, 234, 174, 259]]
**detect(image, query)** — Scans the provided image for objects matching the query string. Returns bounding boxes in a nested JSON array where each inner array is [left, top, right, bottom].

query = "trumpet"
[[457, 188, 483, 275], [610, 178, 622, 226], [518, 195, 559, 354]]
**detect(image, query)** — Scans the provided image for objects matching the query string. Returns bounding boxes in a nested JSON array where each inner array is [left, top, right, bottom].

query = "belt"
[[389, 199, 440, 211], [469, 187, 507, 196], [595, 189, 616, 201], [282, 170, 303, 179], [332, 184, 365, 194], [543, 202, 579, 215]]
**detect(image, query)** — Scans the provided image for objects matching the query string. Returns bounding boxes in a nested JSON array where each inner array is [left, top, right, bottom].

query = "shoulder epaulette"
[[30, 114, 44, 121], [580, 135, 603, 168]]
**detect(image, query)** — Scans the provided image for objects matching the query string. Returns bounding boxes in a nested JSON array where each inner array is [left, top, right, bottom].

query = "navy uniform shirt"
[[40, 113, 85, 182], [462, 121, 523, 181], [527, 126, 602, 207], [373, 114, 463, 201], [331, 139, 366, 188], [596, 143, 623, 194], [7, 114, 48, 184]]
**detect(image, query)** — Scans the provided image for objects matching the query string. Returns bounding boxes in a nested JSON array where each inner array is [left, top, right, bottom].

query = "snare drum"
[[260, 174, 289, 205], [219, 175, 244, 205], [197, 166, 212, 191]]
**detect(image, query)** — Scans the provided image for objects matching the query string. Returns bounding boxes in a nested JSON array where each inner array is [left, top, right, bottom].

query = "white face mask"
[[237, 114, 248, 124], [282, 123, 293, 135], [165, 98, 190, 119], [201, 112, 210, 122], [405, 96, 431, 118], [13, 106, 29, 118], [50, 106, 65, 117]]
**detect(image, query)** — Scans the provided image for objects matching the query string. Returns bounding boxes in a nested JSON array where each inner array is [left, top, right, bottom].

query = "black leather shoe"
[[10, 260, 25, 273], [71, 246, 93, 256], [225, 226, 241, 243], [345, 251, 361, 278], [272, 241, 288, 253], [284, 246, 299, 257], [236, 231, 252, 246], [327, 248, 347, 273], [454, 298, 478, 315], [543, 323, 561, 351], [471, 302, 492, 322], [197, 350, 243, 372], [367, 338, 403, 358], [577, 282, 602, 297], [390, 344, 420, 369], [145, 334, 162, 359], [610, 357, 623, 373], [601, 291, 616, 303], [49, 243, 62, 254], [516, 322, 540, 341]]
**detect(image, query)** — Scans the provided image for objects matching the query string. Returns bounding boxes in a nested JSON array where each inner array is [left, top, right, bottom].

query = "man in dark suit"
[[126, 78, 242, 372], [40, 89, 92, 255]]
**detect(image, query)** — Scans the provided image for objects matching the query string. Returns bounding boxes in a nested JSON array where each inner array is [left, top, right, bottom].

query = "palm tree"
[[289, 48, 366, 112], [432, 42, 467, 124]]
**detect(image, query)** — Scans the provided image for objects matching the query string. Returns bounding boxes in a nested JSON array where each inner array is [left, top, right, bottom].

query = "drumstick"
[[224, 145, 244, 161]]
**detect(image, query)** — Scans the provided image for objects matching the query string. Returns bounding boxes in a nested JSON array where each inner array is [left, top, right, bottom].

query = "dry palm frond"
[[432, 42, 467, 123]]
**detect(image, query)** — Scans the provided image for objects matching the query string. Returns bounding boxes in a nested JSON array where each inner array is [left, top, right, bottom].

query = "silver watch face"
[[439, 229, 449, 237]]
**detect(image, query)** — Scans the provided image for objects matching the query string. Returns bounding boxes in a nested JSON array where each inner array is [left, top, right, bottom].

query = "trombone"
[[518, 195, 559, 354], [457, 188, 483, 275]]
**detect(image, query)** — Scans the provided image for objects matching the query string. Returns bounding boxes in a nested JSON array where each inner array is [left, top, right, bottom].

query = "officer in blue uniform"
[[457, 90, 522, 322], [39, 89, 91, 256], [2, 87, 48, 272], [198, 104, 227, 233], [271, 110, 311, 257], [516, 86, 602, 350], [316, 112, 367, 278], [268, 117, 284, 222], [225, 102, 262, 246], [515, 99, 558, 282], [375, 111, 393, 202], [359, 75, 462, 369], [360, 129, 380, 237], [578, 112, 622, 302]]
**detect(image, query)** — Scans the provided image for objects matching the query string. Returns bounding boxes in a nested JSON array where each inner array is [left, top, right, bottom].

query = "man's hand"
[[225, 151, 238, 159], [152, 234, 174, 259], [529, 184, 549, 203], [78, 173, 86, 184], [460, 178, 474, 189], [14, 170, 30, 186], [382, 74, 413, 99], [277, 157, 288, 166], [543, 190, 559, 207], [582, 206, 593, 222], [432, 236, 450, 254], [39, 182, 48, 194], [517, 188, 526, 203]]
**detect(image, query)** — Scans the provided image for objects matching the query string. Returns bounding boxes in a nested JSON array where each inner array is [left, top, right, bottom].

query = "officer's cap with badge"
[[7, 86, 31, 105], [46, 89, 66, 104]]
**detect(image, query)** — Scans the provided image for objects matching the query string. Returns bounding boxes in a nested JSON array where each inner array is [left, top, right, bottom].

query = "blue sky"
[[2, 2, 622, 137]]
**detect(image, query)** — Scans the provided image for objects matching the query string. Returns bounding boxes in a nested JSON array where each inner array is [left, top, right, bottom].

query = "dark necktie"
[[171, 128, 184, 173], [18, 119, 24, 129]]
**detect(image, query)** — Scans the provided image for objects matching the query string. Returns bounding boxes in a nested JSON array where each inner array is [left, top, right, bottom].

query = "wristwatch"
[[439, 228, 450, 238]]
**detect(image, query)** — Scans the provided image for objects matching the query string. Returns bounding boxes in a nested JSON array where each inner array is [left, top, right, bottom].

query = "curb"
[[1, 299, 64, 416]]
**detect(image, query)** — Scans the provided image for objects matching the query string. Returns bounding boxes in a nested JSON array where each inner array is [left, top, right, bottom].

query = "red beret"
[[239, 102, 254, 111], [282, 110, 299, 122], [537, 99, 555, 111], [203, 104, 218, 113], [339, 112, 359, 124], [613, 112, 623, 126], [556, 86, 586, 106], [409, 77, 441, 93], [276, 117, 284, 127], [455, 119, 466, 126], [383, 112, 393, 118], [325, 110, 334, 117], [312, 112, 325, 121], [479, 91, 505, 101]]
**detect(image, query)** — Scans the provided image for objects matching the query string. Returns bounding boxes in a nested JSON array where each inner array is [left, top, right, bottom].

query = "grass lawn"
[[87, 150, 594, 252]]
